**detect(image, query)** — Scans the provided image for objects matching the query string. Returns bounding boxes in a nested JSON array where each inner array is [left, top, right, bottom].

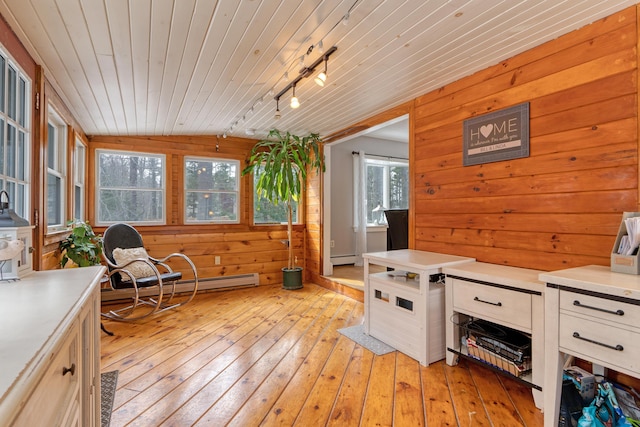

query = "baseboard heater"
[[101, 273, 260, 302], [331, 255, 358, 266]]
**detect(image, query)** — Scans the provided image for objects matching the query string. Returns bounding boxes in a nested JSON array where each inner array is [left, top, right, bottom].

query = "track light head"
[[275, 98, 281, 119], [315, 57, 328, 87], [314, 72, 326, 87], [290, 85, 300, 109]]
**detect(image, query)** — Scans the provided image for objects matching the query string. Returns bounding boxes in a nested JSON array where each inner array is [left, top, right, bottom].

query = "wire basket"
[[458, 317, 532, 377]]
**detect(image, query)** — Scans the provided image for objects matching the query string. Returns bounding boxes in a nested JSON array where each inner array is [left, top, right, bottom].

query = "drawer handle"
[[62, 363, 76, 376], [473, 296, 502, 307], [573, 300, 624, 316], [572, 332, 624, 351]]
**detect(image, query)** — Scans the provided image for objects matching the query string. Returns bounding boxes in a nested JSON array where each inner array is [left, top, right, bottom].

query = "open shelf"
[[447, 346, 540, 390]]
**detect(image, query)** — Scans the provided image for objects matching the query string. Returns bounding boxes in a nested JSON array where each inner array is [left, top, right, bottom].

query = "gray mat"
[[338, 324, 395, 355], [101, 370, 118, 427]]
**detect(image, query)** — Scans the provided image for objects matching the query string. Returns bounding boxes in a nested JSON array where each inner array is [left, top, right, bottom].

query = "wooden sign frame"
[[463, 103, 529, 166]]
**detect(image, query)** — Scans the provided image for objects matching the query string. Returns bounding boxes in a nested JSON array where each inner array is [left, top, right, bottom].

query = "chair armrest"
[[149, 253, 198, 281]]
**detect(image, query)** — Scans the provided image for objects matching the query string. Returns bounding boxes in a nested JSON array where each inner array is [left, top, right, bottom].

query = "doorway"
[[322, 115, 409, 289]]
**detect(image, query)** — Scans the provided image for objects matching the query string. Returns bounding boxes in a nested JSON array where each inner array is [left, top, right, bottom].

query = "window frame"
[[46, 106, 67, 232], [0, 46, 30, 221], [95, 149, 166, 226], [184, 156, 240, 224], [364, 156, 409, 226], [73, 137, 86, 221]]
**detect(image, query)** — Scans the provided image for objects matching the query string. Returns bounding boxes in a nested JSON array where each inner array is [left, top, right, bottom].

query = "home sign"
[[463, 102, 529, 166]]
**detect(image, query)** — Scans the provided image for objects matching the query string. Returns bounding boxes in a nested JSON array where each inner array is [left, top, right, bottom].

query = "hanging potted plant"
[[242, 129, 325, 289], [59, 220, 103, 267]]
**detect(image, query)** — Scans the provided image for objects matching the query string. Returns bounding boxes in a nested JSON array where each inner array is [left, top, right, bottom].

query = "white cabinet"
[[0, 266, 105, 426], [443, 262, 545, 410], [363, 249, 474, 366], [541, 265, 640, 427]]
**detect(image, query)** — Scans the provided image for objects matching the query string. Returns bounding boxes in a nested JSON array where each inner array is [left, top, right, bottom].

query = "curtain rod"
[[351, 151, 408, 161]]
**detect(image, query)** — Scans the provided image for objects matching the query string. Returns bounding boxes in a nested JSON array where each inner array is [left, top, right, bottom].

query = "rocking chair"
[[101, 223, 199, 321]]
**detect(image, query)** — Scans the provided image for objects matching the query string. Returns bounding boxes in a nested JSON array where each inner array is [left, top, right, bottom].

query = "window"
[[366, 158, 409, 225], [47, 107, 66, 230], [184, 157, 239, 223], [253, 165, 299, 225], [96, 150, 165, 225], [73, 138, 86, 221], [0, 48, 30, 220]]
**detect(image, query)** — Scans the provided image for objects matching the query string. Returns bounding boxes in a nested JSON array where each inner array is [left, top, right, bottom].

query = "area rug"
[[338, 324, 395, 355], [101, 370, 119, 427]]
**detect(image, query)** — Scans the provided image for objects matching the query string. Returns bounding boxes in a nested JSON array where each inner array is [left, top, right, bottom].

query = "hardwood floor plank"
[[326, 344, 374, 426], [225, 291, 349, 427], [469, 363, 525, 426], [293, 334, 357, 425], [421, 361, 458, 426], [394, 352, 425, 426], [259, 298, 358, 425], [99, 284, 545, 427], [192, 291, 338, 425], [499, 375, 544, 426], [361, 352, 397, 427], [101, 286, 274, 357], [175, 288, 338, 425], [445, 360, 492, 426], [106, 293, 275, 410], [110, 287, 315, 425]]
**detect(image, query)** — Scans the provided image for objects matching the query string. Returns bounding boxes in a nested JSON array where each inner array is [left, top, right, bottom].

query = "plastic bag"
[[578, 382, 632, 427]]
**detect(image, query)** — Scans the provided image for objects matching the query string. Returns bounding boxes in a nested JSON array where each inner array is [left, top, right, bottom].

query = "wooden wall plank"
[[411, 7, 639, 272]]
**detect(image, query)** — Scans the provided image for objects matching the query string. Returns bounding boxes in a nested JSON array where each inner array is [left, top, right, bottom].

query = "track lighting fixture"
[[290, 84, 300, 109], [315, 57, 328, 87], [273, 45, 337, 117], [275, 98, 281, 120]]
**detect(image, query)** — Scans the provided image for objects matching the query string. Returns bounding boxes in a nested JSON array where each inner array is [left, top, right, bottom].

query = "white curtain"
[[353, 151, 367, 266]]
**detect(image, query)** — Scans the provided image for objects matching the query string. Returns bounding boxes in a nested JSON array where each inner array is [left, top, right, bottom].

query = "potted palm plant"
[[242, 129, 324, 289]]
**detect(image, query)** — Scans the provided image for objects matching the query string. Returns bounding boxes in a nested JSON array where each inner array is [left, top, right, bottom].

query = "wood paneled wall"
[[87, 135, 305, 286], [410, 7, 638, 271]]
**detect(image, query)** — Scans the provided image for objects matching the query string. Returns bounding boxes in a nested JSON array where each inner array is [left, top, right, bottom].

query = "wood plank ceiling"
[[0, 0, 636, 138]]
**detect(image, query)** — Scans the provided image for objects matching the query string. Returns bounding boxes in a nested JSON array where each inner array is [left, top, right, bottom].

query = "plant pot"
[[282, 267, 303, 290]]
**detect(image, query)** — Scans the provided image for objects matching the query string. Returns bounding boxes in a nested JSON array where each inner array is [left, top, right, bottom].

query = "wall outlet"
[[214, 255, 221, 265], [330, 240, 335, 248]]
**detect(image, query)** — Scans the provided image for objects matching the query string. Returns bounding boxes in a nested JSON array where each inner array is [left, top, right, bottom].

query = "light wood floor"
[[101, 283, 543, 426], [325, 264, 386, 291]]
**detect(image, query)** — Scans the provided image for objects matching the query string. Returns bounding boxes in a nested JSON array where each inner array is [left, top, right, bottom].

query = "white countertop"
[[540, 265, 640, 300], [363, 249, 474, 271], [444, 261, 545, 294], [0, 266, 105, 406]]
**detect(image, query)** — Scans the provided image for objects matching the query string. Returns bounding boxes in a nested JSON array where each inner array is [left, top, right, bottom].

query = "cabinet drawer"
[[560, 291, 640, 329], [452, 279, 532, 331], [559, 314, 640, 376], [12, 321, 80, 427]]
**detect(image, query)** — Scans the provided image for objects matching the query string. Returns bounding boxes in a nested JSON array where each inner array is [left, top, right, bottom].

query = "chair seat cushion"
[[112, 247, 155, 278], [114, 271, 182, 289]]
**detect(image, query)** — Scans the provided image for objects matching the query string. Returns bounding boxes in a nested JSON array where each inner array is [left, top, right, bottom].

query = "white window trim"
[[95, 149, 166, 226], [46, 106, 67, 232], [0, 46, 31, 221], [361, 155, 409, 227], [73, 138, 86, 221]]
